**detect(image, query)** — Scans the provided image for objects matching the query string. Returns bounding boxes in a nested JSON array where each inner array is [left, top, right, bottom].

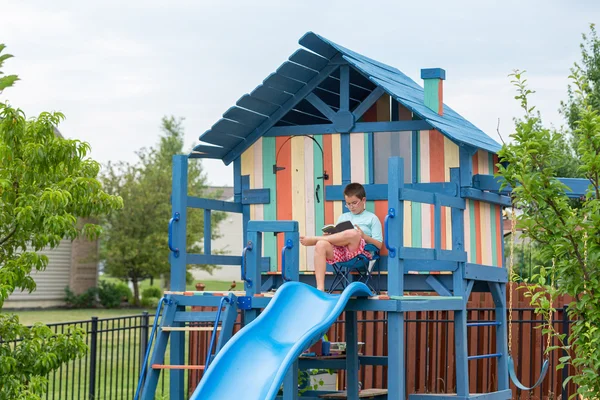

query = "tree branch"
[[0, 225, 17, 247]]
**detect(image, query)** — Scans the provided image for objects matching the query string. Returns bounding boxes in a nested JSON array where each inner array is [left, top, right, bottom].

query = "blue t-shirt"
[[336, 210, 383, 242]]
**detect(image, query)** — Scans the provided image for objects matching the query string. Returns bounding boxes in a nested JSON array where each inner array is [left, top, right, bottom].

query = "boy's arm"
[[362, 233, 383, 250], [366, 216, 383, 250]]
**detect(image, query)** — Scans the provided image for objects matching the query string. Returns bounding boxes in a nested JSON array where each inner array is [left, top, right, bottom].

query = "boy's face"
[[344, 194, 365, 214]]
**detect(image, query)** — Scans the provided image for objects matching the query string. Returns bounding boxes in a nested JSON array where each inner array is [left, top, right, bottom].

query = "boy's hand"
[[355, 225, 366, 239]]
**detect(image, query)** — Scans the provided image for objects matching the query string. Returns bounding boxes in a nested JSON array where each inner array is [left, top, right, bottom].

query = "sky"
[[1, 0, 599, 187]]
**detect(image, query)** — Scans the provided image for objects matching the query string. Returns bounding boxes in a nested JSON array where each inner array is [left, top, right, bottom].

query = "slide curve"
[[190, 281, 372, 400]]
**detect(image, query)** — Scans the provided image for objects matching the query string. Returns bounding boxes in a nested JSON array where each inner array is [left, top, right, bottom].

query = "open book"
[[321, 220, 354, 235]]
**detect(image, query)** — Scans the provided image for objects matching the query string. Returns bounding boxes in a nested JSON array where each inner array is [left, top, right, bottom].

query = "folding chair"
[[327, 244, 380, 294]]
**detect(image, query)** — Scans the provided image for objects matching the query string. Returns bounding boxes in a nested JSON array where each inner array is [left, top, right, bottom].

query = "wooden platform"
[[320, 388, 388, 399], [161, 326, 220, 332], [151, 364, 204, 370]]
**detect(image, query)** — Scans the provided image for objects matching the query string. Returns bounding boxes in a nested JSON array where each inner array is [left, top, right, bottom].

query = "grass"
[[4, 278, 238, 326]]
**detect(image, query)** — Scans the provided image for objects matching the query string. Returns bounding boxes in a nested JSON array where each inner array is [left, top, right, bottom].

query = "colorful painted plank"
[[304, 136, 316, 271], [241, 143, 255, 219], [323, 134, 334, 226], [331, 134, 343, 221], [253, 138, 264, 221], [262, 136, 278, 271], [276, 136, 293, 271], [291, 136, 307, 271], [444, 137, 459, 250], [419, 130, 432, 249]]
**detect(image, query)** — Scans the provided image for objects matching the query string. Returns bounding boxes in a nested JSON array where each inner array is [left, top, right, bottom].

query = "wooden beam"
[[306, 92, 337, 121], [264, 120, 432, 136], [352, 87, 385, 120], [223, 64, 340, 165]]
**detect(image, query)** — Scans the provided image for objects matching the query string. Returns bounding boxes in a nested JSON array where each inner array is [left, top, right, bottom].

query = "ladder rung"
[[161, 326, 221, 332], [466, 321, 502, 327], [152, 364, 205, 370], [174, 311, 219, 323], [468, 353, 502, 360]]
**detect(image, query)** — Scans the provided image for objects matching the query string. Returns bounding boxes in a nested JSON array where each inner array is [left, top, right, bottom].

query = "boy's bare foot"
[[300, 236, 319, 246]]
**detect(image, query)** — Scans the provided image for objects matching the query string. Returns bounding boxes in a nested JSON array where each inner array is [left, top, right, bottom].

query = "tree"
[[100, 116, 226, 304], [0, 44, 122, 399], [498, 69, 600, 399]]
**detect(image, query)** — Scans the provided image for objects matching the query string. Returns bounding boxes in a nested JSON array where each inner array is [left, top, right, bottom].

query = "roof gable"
[[192, 32, 501, 163]]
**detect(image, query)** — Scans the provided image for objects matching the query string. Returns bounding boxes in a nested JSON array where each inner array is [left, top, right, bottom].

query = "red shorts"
[[327, 238, 372, 264]]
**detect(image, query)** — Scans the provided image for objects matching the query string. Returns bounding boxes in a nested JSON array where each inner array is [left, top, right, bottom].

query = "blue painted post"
[[234, 158, 242, 202], [387, 157, 404, 296], [242, 175, 250, 245], [283, 231, 300, 282], [169, 155, 187, 400], [411, 130, 419, 183], [345, 311, 360, 399], [245, 229, 262, 324], [491, 282, 510, 392], [387, 157, 405, 400], [340, 65, 350, 112], [283, 361, 298, 400], [459, 145, 475, 188], [204, 209, 211, 255], [451, 167, 469, 397]]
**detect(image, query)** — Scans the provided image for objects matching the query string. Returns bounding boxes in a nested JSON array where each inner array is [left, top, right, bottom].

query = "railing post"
[[561, 305, 569, 400], [140, 312, 150, 367], [88, 317, 98, 400]]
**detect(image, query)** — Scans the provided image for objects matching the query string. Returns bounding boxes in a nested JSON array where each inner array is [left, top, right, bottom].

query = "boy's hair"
[[343, 183, 366, 199]]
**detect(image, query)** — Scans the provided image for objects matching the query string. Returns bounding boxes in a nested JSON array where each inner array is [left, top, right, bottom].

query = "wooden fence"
[[187, 286, 576, 400]]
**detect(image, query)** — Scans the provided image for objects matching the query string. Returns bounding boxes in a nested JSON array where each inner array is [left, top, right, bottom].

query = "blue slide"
[[189, 281, 372, 400]]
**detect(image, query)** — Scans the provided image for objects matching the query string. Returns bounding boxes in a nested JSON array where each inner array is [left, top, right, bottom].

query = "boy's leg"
[[314, 240, 334, 291], [301, 229, 362, 251]]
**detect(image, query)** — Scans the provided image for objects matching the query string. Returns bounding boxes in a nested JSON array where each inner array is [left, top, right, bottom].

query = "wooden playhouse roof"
[[192, 32, 501, 164]]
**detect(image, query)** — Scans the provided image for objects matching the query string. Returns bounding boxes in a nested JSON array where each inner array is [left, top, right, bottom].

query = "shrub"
[[141, 286, 163, 308], [64, 286, 97, 308], [97, 281, 132, 309], [142, 286, 163, 299]]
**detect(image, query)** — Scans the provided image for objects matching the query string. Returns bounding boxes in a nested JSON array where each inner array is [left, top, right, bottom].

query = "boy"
[[300, 182, 383, 291]]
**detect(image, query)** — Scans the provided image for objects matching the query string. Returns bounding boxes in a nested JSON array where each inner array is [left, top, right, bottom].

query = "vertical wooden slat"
[[290, 136, 307, 271], [304, 136, 315, 271], [262, 136, 278, 271], [241, 143, 255, 219], [253, 138, 264, 221], [323, 135, 334, 226], [419, 130, 432, 249], [276, 136, 293, 272], [473, 152, 482, 265], [331, 134, 343, 222]]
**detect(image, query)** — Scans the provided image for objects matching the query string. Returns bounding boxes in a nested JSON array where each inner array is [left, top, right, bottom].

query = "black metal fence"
[[2, 308, 576, 400]]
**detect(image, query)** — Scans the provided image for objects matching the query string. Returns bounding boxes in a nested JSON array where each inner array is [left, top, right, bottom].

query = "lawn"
[[5, 278, 238, 325]]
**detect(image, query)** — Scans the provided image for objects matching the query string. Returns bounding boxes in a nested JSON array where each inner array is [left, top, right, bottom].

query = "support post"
[[561, 305, 569, 400], [88, 317, 98, 400], [387, 157, 404, 296], [451, 167, 469, 397], [169, 155, 188, 400], [245, 229, 262, 324], [345, 311, 360, 399], [387, 157, 405, 400], [489, 282, 509, 392], [283, 361, 299, 400], [204, 209, 211, 255], [242, 175, 250, 245], [283, 231, 300, 282]]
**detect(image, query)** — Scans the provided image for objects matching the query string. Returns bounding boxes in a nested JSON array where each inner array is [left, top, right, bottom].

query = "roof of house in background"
[[192, 31, 501, 163], [205, 186, 234, 201]]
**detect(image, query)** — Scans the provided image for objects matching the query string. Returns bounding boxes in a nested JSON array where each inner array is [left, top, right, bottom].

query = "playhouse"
[[136, 32, 524, 400]]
